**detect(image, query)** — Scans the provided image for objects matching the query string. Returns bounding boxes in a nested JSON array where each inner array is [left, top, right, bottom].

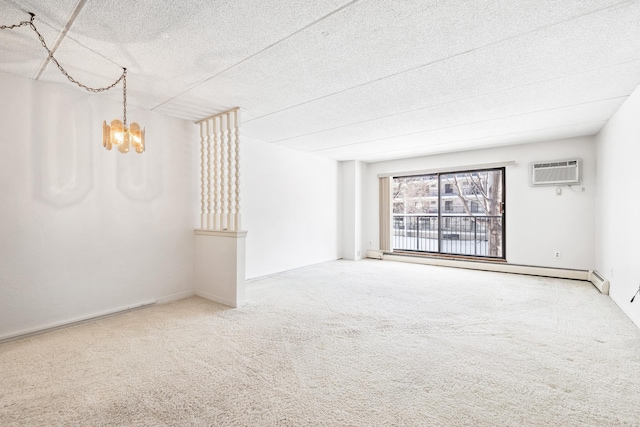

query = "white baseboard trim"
[[156, 289, 196, 304], [195, 290, 238, 308], [384, 254, 589, 281], [0, 299, 157, 344], [246, 258, 341, 282], [0, 289, 201, 344]]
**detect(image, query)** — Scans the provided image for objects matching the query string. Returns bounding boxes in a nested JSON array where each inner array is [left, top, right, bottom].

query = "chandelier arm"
[[1, 13, 126, 93]]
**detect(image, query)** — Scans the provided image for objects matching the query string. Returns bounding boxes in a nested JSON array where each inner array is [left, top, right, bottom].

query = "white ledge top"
[[194, 229, 248, 238]]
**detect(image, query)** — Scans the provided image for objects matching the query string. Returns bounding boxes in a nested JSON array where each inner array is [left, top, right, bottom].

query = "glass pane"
[[392, 175, 438, 252], [392, 175, 438, 214], [439, 170, 503, 257]]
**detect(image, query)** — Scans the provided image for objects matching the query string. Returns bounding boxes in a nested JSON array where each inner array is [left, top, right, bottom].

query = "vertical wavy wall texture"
[[0, 71, 198, 338]]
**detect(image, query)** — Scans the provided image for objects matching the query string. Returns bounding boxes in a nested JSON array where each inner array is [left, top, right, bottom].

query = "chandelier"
[[102, 69, 145, 153], [1, 13, 145, 154]]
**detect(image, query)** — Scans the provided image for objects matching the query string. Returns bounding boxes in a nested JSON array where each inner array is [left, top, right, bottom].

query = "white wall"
[[595, 85, 640, 328], [341, 160, 365, 260], [363, 137, 596, 270], [0, 72, 198, 339], [241, 136, 340, 279]]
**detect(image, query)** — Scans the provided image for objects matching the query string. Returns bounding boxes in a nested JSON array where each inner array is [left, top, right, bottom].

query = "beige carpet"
[[1, 260, 640, 426]]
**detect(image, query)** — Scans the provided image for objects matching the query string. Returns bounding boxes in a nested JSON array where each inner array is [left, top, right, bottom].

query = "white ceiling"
[[1, 0, 640, 162]]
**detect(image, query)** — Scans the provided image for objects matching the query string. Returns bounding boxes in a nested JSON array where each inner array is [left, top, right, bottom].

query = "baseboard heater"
[[588, 270, 610, 295], [366, 250, 384, 260], [384, 253, 590, 281], [0, 300, 157, 344]]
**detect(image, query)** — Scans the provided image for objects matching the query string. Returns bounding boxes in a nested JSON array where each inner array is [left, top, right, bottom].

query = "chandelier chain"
[[123, 69, 127, 127], [1, 13, 125, 93], [2, 12, 144, 153], [0, 17, 32, 30]]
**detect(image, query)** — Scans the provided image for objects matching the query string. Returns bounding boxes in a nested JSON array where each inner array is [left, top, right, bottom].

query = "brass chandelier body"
[[1, 13, 144, 154]]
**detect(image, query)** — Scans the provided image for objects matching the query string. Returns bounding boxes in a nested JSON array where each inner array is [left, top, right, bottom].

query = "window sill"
[[390, 250, 507, 263]]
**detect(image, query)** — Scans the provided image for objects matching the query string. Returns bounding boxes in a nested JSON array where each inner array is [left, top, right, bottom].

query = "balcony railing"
[[393, 214, 503, 257]]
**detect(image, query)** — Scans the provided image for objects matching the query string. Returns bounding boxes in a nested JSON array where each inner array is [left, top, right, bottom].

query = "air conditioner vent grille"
[[533, 160, 578, 169], [531, 159, 581, 186]]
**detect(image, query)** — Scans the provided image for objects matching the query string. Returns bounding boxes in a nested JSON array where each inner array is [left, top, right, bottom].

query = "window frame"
[[391, 166, 506, 260]]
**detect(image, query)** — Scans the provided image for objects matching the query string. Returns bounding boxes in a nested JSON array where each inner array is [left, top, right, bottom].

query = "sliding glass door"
[[392, 168, 505, 259]]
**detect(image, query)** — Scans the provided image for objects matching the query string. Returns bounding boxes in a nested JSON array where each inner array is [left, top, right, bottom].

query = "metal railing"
[[393, 214, 503, 257]]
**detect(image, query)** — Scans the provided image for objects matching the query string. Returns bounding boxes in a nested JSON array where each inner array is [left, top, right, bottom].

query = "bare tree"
[[393, 176, 436, 214], [443, 171, 502, 256]]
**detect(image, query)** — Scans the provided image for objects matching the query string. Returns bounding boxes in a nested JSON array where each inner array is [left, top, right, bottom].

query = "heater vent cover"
[[588, 270, 610, 295]]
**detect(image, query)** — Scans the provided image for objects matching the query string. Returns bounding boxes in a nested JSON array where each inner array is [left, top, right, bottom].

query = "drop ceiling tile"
[[161, 0, 635, 121], [0, 1, 79, 78], [45, 0, 356, 112], [270, 61, 640, 152], [244, 1, 640, 148], [316, 98, 621, 160], [352, 122, 605, 162]]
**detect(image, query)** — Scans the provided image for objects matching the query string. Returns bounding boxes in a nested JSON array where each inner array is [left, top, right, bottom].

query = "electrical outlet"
[[554, 251, 560, 258]]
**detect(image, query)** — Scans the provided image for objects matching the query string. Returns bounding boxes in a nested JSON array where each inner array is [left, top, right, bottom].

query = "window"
[[391, 168, 505, 258]]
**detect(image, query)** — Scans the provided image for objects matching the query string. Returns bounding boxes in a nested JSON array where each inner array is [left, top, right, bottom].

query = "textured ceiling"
[[1, 0, 640, 161]]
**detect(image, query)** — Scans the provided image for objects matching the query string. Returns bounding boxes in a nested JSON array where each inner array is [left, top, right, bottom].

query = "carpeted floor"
[[1, 260, 639, 426]]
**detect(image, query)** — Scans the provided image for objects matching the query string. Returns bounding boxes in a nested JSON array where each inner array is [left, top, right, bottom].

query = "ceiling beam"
[[33, 0, 88, 80]]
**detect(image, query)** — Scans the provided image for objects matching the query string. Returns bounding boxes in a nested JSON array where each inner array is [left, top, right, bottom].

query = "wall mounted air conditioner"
[[530, 159, 581, 186]]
